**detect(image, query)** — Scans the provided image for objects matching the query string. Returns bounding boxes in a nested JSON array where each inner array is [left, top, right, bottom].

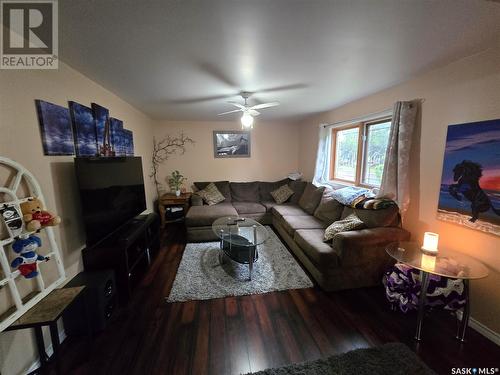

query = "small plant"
[[168, 170, 186, 193]]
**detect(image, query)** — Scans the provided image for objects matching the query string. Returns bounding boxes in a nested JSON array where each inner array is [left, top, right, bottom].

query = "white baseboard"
[[456, 311, 500, 346], [24, 328, 67, 375]]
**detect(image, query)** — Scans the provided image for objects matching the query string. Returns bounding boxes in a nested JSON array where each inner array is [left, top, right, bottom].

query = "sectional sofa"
[[185, 179, 410, 291]]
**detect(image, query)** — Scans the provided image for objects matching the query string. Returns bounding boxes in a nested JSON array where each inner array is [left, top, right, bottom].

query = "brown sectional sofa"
[[185, 180, 410, 291]]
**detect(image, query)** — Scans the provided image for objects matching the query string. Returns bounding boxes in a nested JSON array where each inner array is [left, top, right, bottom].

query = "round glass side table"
[[386, 241, 489, 341]]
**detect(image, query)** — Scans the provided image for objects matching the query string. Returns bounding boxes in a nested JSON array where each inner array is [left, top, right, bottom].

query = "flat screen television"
[[74, 156, 147, 246]]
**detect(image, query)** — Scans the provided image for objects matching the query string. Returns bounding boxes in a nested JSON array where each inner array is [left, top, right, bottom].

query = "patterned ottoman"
[[383, 263, 466, 313]]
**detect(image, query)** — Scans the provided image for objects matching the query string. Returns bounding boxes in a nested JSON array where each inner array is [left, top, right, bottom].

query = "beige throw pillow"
[[270, 184, 294, 204], [197, 182, 225, 205], [323, 213, 365, 242]]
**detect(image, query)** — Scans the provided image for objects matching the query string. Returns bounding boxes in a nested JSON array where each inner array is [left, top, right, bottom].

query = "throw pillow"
[[313, 197, 344, 225], [323, 213, 365, 242], [270, 184, 294, 204], [298, 183, 325, 214], [197, 182, 225, 205]]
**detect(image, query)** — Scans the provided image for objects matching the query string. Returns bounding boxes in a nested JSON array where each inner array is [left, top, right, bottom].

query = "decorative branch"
[[150, 132, 195, 198]]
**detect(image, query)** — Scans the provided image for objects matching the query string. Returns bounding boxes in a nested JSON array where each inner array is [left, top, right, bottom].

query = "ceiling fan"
[[217, 92, 280, 128]]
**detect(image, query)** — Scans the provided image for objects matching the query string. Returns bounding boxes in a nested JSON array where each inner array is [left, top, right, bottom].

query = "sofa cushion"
[[259, 178, 290, 201], [324, 213, 365, 242], [232, 202, 266, 215], [341, 205, 400, 228], [313, 197, 344, 225], [272, 204, 309, 219], [294, 229, 340, 269], [281, 215, 327, 237], [230, 182, 260, 202], [261, 201, 280, 212], [270, 184, 295, 204], [185, 203, 238, 227], [194, 181, 231, 202], [288, 180, 307, 204], [196, 182, 226, 205], [298, 183, 325, 214]]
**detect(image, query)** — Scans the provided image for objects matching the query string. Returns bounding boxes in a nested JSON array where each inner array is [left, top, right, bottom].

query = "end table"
[[158, 192, 192, 228], [4, 286, 90, 375], [386, 242, 489, 342]]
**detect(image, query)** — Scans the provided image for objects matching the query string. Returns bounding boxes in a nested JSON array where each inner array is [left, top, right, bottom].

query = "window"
[[330, 118, 391, 187]]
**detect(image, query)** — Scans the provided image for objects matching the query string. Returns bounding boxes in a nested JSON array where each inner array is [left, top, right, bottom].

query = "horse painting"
[[448, 160, 500, 222], [437, 118, 500, 236]]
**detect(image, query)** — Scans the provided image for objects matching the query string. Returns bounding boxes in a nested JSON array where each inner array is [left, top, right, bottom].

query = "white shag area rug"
[[167, 227, 313, 302]]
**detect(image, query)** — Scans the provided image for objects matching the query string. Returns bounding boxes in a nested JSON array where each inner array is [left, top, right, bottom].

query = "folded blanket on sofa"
[[330, 186, 374, 206]]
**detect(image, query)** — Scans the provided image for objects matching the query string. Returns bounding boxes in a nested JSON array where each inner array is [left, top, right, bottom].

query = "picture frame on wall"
[[437, 118, 500, 237], [69, 101, 98, 156], [35, 100, 75, 156], [213, 130, 251, 158]]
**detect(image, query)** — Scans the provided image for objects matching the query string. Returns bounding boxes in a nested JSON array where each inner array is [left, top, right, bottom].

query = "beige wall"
[[0, 62, 155, 374], [153, 120, 300, 193], [298, 47, 500, 333]]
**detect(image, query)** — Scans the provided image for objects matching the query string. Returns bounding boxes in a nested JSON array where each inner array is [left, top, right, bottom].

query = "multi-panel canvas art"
[[35, 100, 75, 155], [110, 118, 125, 156], [213, 130, 251, 158], [437, 119, 500, 236], [122, 129, 135, 156], [91, 103, 110, 156], [69, 102, 98, 156], [35, 100, 135, 158]]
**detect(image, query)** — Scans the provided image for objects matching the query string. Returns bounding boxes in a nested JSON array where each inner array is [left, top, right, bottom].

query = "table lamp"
[[421, 232, 439, 255]]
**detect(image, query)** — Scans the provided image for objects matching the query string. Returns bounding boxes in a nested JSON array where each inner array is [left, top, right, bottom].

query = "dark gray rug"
[[246, 343, 436, 375]]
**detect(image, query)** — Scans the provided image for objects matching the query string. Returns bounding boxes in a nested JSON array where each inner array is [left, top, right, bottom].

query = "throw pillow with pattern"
[[197, 182, 225, 205], [270, 184, 294, 204], [323, 213, 365, 242]]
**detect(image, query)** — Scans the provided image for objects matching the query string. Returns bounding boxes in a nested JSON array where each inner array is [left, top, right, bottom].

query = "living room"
[[0, 1, 499, 374]]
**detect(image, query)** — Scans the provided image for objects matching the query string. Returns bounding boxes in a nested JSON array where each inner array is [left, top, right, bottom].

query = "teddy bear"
[[11, 235, 49, 279], [20, 197, 61, 232]]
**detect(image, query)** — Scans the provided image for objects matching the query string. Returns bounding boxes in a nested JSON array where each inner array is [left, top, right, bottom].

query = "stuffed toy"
[[20, 197, 61, 232], [11, 235, 49, 279]]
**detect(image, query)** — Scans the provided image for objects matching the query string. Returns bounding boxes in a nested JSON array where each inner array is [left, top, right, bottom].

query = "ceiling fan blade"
[[217, 109, 243, 116], [227, 101, 247, 110], [249, 102, 280, 110], [249, 109, 260, 116]]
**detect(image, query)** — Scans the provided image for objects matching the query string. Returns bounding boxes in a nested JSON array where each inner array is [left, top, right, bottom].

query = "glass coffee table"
[[386, 241, 489, 341], [212, 217, 270, 280]]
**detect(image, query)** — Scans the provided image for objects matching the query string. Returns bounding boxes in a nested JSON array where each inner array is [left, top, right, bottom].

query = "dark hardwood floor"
[[57, 224, 499, 375]]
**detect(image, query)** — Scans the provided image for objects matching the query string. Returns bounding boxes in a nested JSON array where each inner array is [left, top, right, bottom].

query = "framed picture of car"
[[213, 130, 251, 158]]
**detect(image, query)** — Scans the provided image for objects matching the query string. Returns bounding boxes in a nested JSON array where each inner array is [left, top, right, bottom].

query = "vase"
[[175, 190, 181, 197]]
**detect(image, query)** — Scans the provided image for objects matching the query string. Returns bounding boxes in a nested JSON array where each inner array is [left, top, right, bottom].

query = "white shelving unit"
[[0, 156, 66, 332]]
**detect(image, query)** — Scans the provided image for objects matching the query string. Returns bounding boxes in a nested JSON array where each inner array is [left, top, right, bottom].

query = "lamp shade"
[[422, 232, 439, 253], [241, 113, 254, 128]]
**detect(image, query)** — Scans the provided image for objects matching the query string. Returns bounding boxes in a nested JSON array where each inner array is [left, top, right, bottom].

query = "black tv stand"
[[82, 212, 160, 303]]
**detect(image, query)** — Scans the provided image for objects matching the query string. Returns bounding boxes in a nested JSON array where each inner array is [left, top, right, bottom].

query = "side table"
[[158, 192, 192, 228], [386, 242, 489, 342], [4, 286, 90, 375]]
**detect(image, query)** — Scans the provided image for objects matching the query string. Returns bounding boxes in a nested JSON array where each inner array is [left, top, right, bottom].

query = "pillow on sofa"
[[288, 180, 307, 204], [323, 213, 365, 242], [270, 184, 294, 204], [197, 182, 225, 205], [259, 178, 290, 201], [298, 183, 325, 214], [313, 197, 344, 225], [194, 181, 231, 202]]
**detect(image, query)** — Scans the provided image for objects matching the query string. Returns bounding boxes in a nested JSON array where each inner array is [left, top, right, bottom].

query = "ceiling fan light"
[[241, 112, 254, 128]]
